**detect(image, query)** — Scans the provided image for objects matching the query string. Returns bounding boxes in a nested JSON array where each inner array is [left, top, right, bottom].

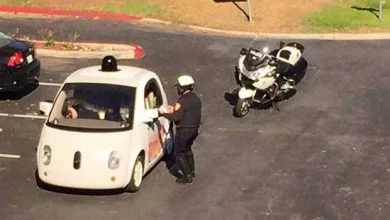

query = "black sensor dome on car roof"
[[101, 55, 118, 72]]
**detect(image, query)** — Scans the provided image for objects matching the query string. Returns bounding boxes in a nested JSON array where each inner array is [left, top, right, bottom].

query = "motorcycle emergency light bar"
[[249, 50, 262, 57]]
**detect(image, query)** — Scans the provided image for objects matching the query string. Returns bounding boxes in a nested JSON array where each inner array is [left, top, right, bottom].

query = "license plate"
[[27, 55, 33, 64]]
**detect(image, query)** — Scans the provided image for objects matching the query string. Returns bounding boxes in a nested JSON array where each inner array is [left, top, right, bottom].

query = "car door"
[[143, 79, 167, 168]]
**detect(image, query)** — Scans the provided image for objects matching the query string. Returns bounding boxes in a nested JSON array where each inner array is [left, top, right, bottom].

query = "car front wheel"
[[125, 155, 144, 193]]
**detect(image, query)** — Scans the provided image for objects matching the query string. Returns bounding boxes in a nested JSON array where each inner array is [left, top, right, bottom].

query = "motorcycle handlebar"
[[240, 48, 248, 55]]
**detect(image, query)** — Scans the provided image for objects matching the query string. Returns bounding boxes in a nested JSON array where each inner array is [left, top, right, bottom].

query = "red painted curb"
[[0, 5, 142, 22]]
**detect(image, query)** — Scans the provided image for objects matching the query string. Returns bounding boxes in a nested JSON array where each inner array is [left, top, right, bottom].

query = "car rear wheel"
[[125, 155, 144, 193]]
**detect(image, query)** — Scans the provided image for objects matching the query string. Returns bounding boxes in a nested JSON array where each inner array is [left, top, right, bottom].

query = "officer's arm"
[[161, 103, 184, 122]]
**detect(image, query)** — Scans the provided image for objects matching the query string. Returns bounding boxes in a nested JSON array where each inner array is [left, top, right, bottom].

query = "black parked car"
[[0, 32, 40, 91]]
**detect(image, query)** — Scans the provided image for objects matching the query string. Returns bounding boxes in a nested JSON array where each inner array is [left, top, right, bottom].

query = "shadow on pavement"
[[35, 170, 124, 196], [35, 154, 177, 195], [0, 82, 39, 101]]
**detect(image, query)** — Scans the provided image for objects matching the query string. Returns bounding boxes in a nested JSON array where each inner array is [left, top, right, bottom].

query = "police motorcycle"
[[234, 42, 304, 117]]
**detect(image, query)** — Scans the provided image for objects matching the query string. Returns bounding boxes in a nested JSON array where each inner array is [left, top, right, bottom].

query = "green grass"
[[0, 0, 32, 6], [103, 0, 162, 17], [305, 0, 390, 32]]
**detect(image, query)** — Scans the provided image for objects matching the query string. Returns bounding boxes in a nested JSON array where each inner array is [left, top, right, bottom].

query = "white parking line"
[[0, 82, 58, 119], [38, 82, 62, 87], [0, 81, 59, 120], [0, 154, 21, 159], [0, 113, 47, 120]]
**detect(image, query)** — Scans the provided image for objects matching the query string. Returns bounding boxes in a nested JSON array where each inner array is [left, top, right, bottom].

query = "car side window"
[[144, 79, 163, 109]]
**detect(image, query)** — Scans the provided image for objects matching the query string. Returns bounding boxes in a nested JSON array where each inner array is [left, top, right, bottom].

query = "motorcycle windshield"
[[244, 53, 269, 71]]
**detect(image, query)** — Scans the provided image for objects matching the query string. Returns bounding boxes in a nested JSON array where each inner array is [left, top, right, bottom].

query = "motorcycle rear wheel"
[[235, 98, 251, 117]]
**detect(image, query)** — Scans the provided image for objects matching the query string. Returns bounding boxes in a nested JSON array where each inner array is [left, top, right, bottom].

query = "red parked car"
[[0, 32, 40, 91]]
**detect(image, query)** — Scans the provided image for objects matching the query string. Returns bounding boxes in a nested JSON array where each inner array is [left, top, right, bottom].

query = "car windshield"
[[48, 83, 136, 131], [0, 32, 12, 48]]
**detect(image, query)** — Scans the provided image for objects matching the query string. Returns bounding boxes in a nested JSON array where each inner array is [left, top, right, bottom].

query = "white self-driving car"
[[36, 56, 171, 192]]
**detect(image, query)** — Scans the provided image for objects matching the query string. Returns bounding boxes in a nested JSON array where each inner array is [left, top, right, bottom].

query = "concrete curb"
[[142, 18, 390, 40], [0, 6, 146, 59], [186, 27, 390, 40], [2, 5, 390, 45], [29, 40, 145, 59]]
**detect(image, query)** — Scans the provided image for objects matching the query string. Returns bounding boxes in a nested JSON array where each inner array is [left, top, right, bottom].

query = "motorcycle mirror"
[[279, 41, 285, 49], [240, 48, 248, 55], [262, 47, 269, 53]]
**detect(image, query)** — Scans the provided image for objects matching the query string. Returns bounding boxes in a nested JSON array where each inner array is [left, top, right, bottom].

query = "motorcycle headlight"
[[108, 151, 121, 170], [41, 145, 52, 166]]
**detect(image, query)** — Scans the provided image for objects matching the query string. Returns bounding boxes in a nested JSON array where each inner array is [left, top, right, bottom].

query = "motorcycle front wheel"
[[235, 98, 251, 117]]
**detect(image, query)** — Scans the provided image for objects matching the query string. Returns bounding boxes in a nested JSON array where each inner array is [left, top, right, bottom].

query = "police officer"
[[158, 75, 202, 184]]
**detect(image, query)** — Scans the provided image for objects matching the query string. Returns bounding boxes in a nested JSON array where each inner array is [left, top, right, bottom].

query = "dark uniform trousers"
[[169, 127, 198, 178]]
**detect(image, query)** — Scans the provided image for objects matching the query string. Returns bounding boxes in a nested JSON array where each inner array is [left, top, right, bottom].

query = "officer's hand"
[[158, 105, 174, 114], [158, 106, 167, 115], [166, 105, 174, 113]]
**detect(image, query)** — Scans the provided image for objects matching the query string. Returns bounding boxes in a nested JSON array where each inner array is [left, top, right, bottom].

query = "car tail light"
[[7, 51, 24, 67]]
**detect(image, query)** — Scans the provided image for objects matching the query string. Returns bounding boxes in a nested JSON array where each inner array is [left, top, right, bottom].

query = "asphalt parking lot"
[[1, 16, 390, 220]]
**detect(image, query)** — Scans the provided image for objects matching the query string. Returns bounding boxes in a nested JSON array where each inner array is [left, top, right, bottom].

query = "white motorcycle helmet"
[[176, 75, 195, 95]]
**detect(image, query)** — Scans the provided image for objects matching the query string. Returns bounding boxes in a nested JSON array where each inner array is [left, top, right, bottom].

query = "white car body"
[[36, 64, 171, 192]]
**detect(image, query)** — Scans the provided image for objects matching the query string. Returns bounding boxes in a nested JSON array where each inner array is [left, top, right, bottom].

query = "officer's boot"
[[169, 163, 184, 179], [185, 152, 195, 179], [175, 156, 193, 184]]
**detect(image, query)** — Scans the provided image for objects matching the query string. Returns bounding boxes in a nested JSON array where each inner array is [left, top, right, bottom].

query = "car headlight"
[[41, 145, 52, 166], [108, 151, 121, 169]]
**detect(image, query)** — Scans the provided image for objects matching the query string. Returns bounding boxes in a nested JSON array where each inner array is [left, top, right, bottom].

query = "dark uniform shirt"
[[162, 91, 202, 128]]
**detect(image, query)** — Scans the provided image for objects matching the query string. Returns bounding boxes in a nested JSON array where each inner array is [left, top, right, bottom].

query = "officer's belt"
[[176, 124, 200, 128]]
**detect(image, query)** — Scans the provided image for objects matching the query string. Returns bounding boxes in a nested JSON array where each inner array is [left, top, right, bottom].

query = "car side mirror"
[[39, 101, 53, 116], [141, 109, 159, 123]]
